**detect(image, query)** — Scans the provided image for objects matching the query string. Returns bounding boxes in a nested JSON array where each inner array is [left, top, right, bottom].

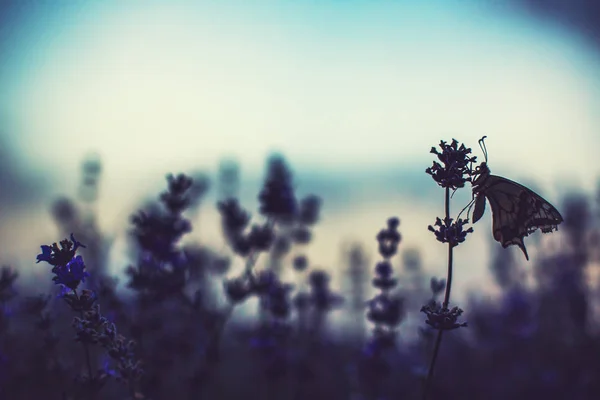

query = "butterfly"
[[468, 136, 563, 261]]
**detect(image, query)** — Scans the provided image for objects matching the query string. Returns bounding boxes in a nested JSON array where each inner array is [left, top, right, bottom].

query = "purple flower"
[[51, 255, 90, 290], [36, 233, 86, 267]]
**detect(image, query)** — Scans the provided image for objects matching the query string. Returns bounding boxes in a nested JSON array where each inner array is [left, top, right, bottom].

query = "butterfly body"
[[471, 161, 563, 260]]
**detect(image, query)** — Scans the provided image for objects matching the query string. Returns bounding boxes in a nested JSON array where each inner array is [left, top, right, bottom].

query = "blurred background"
[[4, 1, 600, 399], [1, 0, 600, 300]]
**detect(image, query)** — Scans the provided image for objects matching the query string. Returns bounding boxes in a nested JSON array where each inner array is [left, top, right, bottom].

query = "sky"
[[1, 0, 600, 301]]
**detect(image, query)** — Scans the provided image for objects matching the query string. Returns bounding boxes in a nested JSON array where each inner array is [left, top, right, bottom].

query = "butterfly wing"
[[476, 175, 563, 261]]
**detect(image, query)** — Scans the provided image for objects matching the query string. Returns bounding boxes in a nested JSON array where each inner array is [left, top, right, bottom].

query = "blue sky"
[[1, 0, 599, 299]]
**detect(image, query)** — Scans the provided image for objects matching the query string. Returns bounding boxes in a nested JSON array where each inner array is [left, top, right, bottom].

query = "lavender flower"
[[37, 235, 89, 291], [36, 233, 86, 267], [425, 138, 476, 190], [37, 235, 143, 397], [428, 216, 473, 247], [421, 300, 468, 331], [422, 138, 473, 400], [51, 255, 90, 290], [258, 154, 298, 222]]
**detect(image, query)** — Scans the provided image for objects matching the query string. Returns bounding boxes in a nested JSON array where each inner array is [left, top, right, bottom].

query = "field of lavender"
[[1, 139, 599, 400]]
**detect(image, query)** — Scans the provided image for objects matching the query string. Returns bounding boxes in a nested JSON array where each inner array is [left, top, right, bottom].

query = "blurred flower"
[[421, 300, 467, 330], [217, 198, 251, 236], [430, 277, 446, 296], [367, 294, 405, 327], [291, 226, 312, 244], [161, 173, 193, 214], [264, 282, 294, 319], [224, 277, 252, 304], [363, 326, 397, 357], [258, 154, 297, 222], [293, 291, 311, 310], [248, 223, 275, 251], [272, 236, 292, 257], [376, 218, 402, 259], [308, 270, 344, 311], [293, 255, 308, 272], [298, 195, 322, 225], [0, 266, 18, 302], [252, 270, 279, 294], [372, 261, 398, 291]]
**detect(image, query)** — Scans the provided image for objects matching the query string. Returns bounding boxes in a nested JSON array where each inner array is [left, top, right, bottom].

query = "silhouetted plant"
[[422, 139, 473, 399], [3, 148, 600, 400]]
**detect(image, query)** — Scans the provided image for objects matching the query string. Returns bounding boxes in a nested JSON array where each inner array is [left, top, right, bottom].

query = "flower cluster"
[[425, 139, 476, 190], [72, 304, 143, 384], [421, 300, 467, 331], [428, 216, 474, 247], [217, 198, 275, 257], [36, 234, 89, 290], [37, 234, 143, 397]]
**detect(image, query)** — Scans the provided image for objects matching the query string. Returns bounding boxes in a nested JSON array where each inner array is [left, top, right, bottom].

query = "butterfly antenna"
[[478, 135, 488, 163]]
